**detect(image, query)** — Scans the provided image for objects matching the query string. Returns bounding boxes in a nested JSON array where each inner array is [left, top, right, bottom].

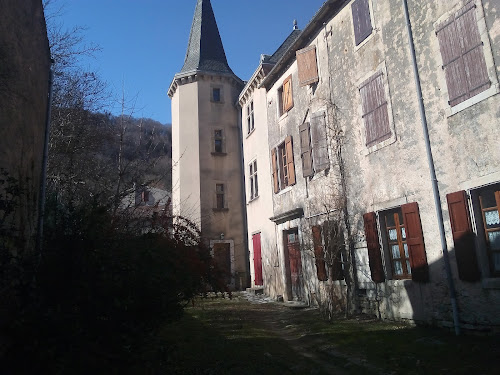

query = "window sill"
[[447, 83, 499, 117], [276, 186, 292, 196], [212, 208, 229, 212], [363, 132, 397, 156], [247, 195, 259, 204], [211, 152, 227, 156], [278, 111, 289, 122], [354, 29, 376, 52], [246, 128, 256, 139], [482, 278, 500, 290]]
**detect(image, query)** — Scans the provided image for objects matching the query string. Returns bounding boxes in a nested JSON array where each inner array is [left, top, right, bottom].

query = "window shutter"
[[363, 212, 385, 283], [282, 75, 294, 112], [285, 136, 296, 186], [296, 45, 319, 86], [271, 148, 279, 193], [299, 122, 313, 177], [446, 190, 480, 282], [312, 226, 328, 281], [352, 0, 373, 46], [401, 202, 429, 282], [359, 72, 391, 147], [311, 112, 329, 172]]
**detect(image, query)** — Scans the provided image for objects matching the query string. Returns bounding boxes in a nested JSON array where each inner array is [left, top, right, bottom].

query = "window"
[[215, 183, 225, 209], [363, 202, 429, 283], [271, 136, 296, 193], [436, 3, 491, 108], [352, 0, 373, 46], [359, 71, 391, 147], [249, 160, 258, 200], [299, 112, 329, 178], [312, 221, 344, 282], [142, 190, 150, 203], [296, 45, 319, 86], [278, 75, 293, 116], [247, 101, 254, 134], [213, 129, 224, 154], [212, 87, 221, 102], [448, 184, 500, 279]]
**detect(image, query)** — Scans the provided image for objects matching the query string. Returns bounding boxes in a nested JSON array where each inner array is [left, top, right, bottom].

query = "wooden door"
[[213, 243, 231, 284], [252, 233, 263, 286], [285, 229, 303, 300]]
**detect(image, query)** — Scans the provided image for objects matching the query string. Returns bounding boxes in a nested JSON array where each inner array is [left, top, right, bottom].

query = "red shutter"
[[446, 191, 480, 282], [401, 202, 429, 282], [296, 45, 319, 86], [311, 112, 329, 172], [352, 0, 373, 46], [299, 122, 313, 177], [312, 226, 328, 281], [252, 233, 263, 286], [271, 148, 279, 193], [363, 212, 385, 283], [285, 136, 296, 186]]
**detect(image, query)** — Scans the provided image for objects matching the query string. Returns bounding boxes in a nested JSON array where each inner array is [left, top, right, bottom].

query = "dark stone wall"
[[0, 0, 50, 250]]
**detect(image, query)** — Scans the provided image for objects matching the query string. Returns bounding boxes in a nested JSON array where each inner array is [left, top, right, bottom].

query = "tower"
[[168, 0, 248, 289]]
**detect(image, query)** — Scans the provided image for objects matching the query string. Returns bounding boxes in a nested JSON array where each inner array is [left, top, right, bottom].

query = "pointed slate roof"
[[178, 0, 234, 76]]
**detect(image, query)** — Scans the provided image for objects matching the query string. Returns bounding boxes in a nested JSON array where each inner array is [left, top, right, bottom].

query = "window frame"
[[380, 208, 411, 280], [246, 100, 255, 135], [271, 136, 296, 193], [212, 129, 226, 155], [278, 75, 294, 117], [214, 183, 226, 210], [351, 0, 374, 48], [211, 85, 224, 103], [249, 159, 258, 201]]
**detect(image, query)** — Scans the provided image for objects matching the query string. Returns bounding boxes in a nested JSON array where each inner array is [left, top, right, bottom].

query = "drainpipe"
[[402, 0, 460, 336], [36, 65, 54, 258]]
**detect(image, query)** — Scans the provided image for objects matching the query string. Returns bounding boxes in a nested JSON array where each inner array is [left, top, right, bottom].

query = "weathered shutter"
[[363, 212, 385, 283], [401, 202, 429, 282], [312, 226, 328, 281], [446, 190, 480, 282], [282, 75, 293, 112], [311, 112, 329, 172], [456, 4, 490, 99], [285, 136, 296, 186], [352, 0, 373, 46], [271, 148, 279, 193], [359, 72, 391, 147], [299, 122, 313, 177], [296, 45, 319, 86]]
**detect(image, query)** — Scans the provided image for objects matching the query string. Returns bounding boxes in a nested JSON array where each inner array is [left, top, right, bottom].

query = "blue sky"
[[58, 0, 327, 124]]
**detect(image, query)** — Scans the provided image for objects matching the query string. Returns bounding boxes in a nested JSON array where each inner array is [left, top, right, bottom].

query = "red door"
[[285, 229, 303, 300], [252, 233, 263, 286]]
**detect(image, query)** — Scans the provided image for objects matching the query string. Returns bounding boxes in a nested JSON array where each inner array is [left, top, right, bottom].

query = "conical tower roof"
[[178, 0, 234, 76]]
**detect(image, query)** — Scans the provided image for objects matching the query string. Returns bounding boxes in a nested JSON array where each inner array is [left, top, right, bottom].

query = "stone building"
[[168, 0, 248, 289], [0, 0, 51, 253]]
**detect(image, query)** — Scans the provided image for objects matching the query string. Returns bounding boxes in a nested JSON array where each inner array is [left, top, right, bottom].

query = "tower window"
[[214, 129, 224, 153], [212, 87, 221, 102]]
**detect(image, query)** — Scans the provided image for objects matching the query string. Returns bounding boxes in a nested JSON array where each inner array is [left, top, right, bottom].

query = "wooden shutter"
[[271, 148, 279, 193], [311, 112, 329, 172], [359, 72, 391, 147], [312, 226, 328, 281], [299, 122, 313, 177], [296, 45, 319, 86], [401, 202, 429, 282], [447, 190, 480, 282], [352, 0, 373, 46], [282, 75, 293, 112], [285, 136, 296, 186], [437, 3, 490, 107], [363, 212, 385, 283]]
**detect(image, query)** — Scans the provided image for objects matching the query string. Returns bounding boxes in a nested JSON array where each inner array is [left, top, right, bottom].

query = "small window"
[[271, 136, 296, 193], [359, 71, 391, 147], [352, 0, 373, 46], [216, 183, 225, 209], [278, 75, 293, 116], [214, 129, 224, 153], [249, 160, 258, 200], [381, 208, 411, 279], [478, 188, 500, 275], [212, 87, 221, 102], [247, 101, 255, 134]]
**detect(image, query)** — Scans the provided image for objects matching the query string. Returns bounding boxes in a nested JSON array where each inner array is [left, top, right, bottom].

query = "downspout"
[[402, 0, 461, 336], [36, 64, 54, 258]]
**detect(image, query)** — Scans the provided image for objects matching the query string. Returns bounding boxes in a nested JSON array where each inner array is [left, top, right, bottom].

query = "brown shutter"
[[359, 72, 391, 147], [299, 122, 313, 177], [446, 191, 480, 282], [401, 202, 429, 282], [285, 136, 296, 186], [456, 4, 490, 99], [352, 0, 373, 46], [363, 212, 385, 283], [282, 75, 293, 112], [311, 112, 329, 172], [312, 226, 328, 281], [296, 45, 319, 86], [271, 148, 279, 193]]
